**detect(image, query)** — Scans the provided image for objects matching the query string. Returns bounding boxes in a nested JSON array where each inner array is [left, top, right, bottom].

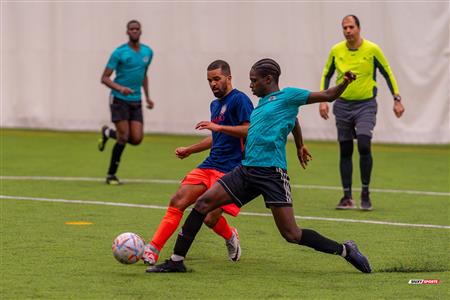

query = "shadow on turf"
[[378, 265, 449, 273]]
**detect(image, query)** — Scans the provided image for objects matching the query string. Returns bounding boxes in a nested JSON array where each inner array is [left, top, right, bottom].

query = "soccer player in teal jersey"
[[98, 20, 154, 185], [147, 58, 372, 274], [319, 15, 405, 210]]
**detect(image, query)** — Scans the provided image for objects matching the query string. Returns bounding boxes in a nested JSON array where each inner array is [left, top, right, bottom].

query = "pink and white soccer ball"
[[112, 232, 145, 264]]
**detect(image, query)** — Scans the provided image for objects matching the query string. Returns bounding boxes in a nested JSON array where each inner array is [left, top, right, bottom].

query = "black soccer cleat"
[[343, 240, 372, 273], [360, 191, 373, 211], [98, 125, 109, 152], [146, 259, 187, 273], [106, 174, 121, 185]]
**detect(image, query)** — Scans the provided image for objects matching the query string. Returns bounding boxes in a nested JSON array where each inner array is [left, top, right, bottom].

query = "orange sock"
[[150, 206, 184, 251], [211, 216, 233, 240]]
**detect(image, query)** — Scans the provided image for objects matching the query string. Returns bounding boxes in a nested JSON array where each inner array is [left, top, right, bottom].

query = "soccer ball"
[[112, 232, 145, 264]]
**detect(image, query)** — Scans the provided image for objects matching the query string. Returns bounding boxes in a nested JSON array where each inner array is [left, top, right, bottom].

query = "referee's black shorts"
[[110, 96, 143, 123], [218, 165, 293, 209]]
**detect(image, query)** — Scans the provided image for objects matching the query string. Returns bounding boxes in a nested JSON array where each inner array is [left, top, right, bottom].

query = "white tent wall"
[[2, 2, 449, 144]]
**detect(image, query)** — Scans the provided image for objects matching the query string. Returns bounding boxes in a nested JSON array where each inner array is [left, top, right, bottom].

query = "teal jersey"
[[106, 43, 153, 102], [242, 87, 310, 170]]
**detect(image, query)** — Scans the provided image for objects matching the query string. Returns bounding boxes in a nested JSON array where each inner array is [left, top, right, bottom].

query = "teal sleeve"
[[106, 50, 120, 70], [286, 88, 311, 106]]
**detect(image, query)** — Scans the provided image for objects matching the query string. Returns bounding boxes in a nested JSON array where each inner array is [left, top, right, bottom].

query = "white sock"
[[341, 244, 347, 257], [105, 128, 110, 137], [170, 254, 184, 262]]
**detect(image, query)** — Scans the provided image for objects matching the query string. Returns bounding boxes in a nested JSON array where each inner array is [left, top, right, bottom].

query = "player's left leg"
[[270, 206, 371, 273], [357, 135, 373, 210], [354, 100, 377, 210], [204, 208, 241, 261]]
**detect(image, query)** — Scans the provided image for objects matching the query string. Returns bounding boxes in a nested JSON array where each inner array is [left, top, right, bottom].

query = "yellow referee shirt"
[[320, 39, 399, 100]]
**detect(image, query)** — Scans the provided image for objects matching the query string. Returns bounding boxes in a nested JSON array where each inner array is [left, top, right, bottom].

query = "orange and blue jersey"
[[198, 89, 254, 173]]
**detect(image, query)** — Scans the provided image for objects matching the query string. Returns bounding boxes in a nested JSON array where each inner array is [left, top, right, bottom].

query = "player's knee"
[[281, 228, 301, 244], [128, 137, 143, 145], [116, 133, 129, 144], [169, 194, 189, 211], [194, 197, 212, 215], [357, 135, 372, 155]]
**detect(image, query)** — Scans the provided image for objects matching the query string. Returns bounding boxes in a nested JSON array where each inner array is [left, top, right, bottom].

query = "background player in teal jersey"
[[319, 15, 405, 210], [147, 58, 372, 274], [98, 20, 154, 185]]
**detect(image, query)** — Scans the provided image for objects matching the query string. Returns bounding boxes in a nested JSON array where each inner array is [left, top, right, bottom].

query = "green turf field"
[[1, 129, 449, 299]]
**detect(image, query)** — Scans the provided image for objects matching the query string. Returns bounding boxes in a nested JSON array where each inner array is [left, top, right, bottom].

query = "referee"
[[319, 15, 405, 210]]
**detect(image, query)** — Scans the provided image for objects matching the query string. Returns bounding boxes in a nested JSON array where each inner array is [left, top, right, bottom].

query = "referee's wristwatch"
[[394, 95, 402, 102]]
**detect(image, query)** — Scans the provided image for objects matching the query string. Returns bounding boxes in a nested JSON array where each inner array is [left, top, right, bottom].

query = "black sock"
[[299, 229, 343, 255], [107, 143, 125, 175], [339, 140, 353, 198], [357, 135, 372, 191], [173, 208, 206, 258], [108, 129, 117, 139]]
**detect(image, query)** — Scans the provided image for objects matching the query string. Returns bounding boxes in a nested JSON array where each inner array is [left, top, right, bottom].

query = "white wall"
[[2, 2, 449, 143]]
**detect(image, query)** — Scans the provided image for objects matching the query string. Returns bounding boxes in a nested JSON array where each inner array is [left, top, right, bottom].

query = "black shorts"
[[218, 165, 293, 209], [110, 96, 143, 123]]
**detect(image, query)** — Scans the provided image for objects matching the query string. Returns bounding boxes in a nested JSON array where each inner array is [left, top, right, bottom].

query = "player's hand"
[[195, 121, 221, 132], [319, 103, 329, 120], [297, 145, 312, 169], [175, 147, 191, 159], [119, 86, 134, 95], [393, 101, 405, 118], [146, 98, 155, 109], [343, 71, 356, 83]]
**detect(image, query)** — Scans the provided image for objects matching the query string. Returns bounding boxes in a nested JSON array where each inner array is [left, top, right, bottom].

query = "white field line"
[[1, 175, 449, 197], [1, 195, 449, 230]]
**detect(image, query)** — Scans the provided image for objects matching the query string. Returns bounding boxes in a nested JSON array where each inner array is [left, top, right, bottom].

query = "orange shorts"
[[181, 168, 240, 217]]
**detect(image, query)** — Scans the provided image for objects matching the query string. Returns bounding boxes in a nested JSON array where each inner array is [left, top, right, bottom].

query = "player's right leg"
[[142, 184, 207, 266]]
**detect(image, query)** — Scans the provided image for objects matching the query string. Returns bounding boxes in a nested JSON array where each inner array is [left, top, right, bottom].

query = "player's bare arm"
[[143, 74, 154, 109], [101, 67, 134, 95], [308, 71, 356, 104], [195, 121, 250, 138], [291, 118, 312, 169], [175, 136, 212, 159]]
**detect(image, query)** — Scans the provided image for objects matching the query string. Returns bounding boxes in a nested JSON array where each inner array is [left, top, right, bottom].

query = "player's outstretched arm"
[[307, 71, 356, 104], [196, 121, 250, 138], [175, 136, 212, 159]]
